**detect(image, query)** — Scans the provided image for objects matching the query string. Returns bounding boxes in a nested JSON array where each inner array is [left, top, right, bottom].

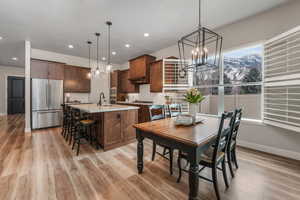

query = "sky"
[[224, 45, 263, 58]]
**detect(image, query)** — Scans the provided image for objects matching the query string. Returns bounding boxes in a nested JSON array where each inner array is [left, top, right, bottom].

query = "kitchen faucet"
[[98, 92, 106, 106]]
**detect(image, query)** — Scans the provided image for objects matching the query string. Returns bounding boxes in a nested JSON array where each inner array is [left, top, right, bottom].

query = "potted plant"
[[183, 88, 205, 117]]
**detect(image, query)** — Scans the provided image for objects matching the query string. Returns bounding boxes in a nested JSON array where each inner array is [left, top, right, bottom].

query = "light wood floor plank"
[[0, 114, 300, 200]]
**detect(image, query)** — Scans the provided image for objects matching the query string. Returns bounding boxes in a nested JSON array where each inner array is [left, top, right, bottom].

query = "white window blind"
[[264, 26, 300, 132]]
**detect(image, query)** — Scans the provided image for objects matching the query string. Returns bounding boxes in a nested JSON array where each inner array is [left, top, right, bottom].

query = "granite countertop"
[[70, 104, 139, 113], [116, 101, 153, 106]]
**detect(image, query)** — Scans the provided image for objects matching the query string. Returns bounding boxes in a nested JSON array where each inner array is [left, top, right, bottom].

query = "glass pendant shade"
[[106, 21, 113, 73], [178, 0, 223, 75]]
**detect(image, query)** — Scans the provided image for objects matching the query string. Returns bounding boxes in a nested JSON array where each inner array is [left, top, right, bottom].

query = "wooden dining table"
[[133, 116, 222, 200]]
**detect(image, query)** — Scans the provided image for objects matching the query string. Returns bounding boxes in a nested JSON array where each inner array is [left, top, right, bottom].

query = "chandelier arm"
[[108, 23, 111, 65], [199, 0, 201, 28]]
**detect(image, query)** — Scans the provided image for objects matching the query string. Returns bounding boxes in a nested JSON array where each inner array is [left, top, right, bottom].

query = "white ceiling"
[[0, 0, 291, 67]]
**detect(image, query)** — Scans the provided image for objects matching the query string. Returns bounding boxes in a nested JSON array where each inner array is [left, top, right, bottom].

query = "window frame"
[[196, 42, 265, 121]]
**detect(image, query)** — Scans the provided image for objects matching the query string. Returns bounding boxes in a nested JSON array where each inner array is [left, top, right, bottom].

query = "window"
[[194, 58, 220, 116], [194, 45, 263, 120], [223, 45, 263, 120], [264, 26, 300, 132]]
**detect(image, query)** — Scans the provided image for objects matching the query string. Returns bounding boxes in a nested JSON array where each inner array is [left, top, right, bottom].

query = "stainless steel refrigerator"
[[32, 79, 63, 129]]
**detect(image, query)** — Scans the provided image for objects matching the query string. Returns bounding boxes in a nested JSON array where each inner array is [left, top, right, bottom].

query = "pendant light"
[[106, 21, 112, 73], [178, 0, 223, 77], [87, 41, 92, 78], [95, 32, 101, 75]]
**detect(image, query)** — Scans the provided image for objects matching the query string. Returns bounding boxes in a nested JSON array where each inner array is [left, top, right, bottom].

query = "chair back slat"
[[149, 105, 165, 121], [212, 112, 234, 163], [225, 109, 243, 153], [166, 104, 182, 117], [232, 109, 242, 140]]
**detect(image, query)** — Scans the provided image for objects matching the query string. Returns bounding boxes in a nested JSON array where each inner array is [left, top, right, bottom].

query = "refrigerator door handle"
[[47, 80, 52, 108]]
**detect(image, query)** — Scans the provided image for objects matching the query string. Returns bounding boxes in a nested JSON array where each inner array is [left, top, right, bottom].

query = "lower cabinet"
[[95, 109, 138, 151]]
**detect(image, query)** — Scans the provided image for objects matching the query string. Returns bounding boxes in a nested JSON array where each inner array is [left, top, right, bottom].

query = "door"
[[32, 79, 48, 111], [7, 76, 25, 115], [48, 80, 63, 110]]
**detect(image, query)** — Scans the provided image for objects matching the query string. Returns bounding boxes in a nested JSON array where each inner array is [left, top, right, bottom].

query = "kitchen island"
[[70, 104, 139, 151]]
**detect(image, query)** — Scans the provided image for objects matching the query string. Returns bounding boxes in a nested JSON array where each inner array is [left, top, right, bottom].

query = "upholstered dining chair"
[[149, 105, 175, 175], [177, 112, 234, 200], [166, 103, 182, 118], [226, 108, 242, 178]]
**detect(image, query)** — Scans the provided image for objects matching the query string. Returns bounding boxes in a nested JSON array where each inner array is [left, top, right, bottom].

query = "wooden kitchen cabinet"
[[110, 70, 119, 88], [122, 110, 138, 140], [48, 62, 65, 80], [31, 59, 65, 80], [64, 65, 91, 93], [31, 59, 49, 79], [95, 109, 138, 151], [120, 69, 139, 93], [150, 60, 163, 92], [129, 54, 156, 84], [103, 111, 123, 146]]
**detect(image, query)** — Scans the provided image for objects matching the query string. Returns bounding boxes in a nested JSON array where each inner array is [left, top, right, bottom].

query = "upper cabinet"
[[150, 60, 163, 93], [31, 59, 65, 80], [129, 54, 156, 84], [110, 70, 119, 88], [120, 69, 139, 93], [64, 65, 91, 93]]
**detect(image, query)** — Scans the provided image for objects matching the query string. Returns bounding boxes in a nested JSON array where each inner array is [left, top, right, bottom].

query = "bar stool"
[[72, 113, 98, 156], [61, 104, 71, 138], [67, 108, 81, 145]]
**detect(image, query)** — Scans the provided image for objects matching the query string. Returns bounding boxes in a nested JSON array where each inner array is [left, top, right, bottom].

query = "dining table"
[[133, 116, 222, 200]]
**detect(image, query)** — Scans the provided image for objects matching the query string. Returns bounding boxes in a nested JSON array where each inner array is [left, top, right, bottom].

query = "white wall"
[[125, 0, 300, 159], [31, 49, 115, 103], [0, 65, 25, 115]]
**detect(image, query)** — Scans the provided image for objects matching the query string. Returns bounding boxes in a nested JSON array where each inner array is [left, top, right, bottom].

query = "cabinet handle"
[[117, 114, 121, 119]]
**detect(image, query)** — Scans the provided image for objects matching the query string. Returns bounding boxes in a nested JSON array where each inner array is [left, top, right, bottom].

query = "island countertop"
[[69, 103, 139, 113]]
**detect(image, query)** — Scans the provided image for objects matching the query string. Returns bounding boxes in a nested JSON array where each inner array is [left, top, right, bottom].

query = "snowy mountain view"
[[224, 45, 263, 84], [194, 45, 263, 86]]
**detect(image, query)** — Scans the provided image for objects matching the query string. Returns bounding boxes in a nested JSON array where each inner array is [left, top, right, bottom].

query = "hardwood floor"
[[1, 114, 300, 200]]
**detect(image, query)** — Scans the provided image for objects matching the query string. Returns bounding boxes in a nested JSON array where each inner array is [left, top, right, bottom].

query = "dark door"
[[7, 76, 25, 115]]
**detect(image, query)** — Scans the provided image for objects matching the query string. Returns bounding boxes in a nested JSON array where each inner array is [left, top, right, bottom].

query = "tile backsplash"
[[65, 93, 90, 103], [127, 84, 177, 104]]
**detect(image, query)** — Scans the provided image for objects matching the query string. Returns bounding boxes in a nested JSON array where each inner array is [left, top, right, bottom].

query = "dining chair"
[[226, 108, 242, 178], [177, 112, 234, 200], [166, 104, 182, 118], [149, 105, 175, 175]]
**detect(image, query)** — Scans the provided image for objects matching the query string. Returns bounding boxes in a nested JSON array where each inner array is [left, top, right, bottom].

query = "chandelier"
[[178, 0, 223, 77]]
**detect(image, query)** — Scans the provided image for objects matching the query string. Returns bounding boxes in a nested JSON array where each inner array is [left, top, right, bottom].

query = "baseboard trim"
[[25, 127, 31, 133], [0, 113, 6, 116], [238, 140, 300, 161]]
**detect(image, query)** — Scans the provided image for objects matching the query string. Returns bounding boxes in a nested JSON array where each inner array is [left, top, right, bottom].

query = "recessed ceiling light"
[[0, 36, 3, 40], [102, 57, 106, 61], [112, 51, 116, 55], [144, 33, 150, 37], [12, 57, 18, 61], [68, 44, 74, 49], [125, 44, 130, 48]]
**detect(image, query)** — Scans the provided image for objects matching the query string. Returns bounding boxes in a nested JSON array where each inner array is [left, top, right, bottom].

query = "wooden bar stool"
[[72, 113, 98, 156]]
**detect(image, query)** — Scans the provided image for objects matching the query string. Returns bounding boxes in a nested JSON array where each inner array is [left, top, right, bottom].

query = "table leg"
[[136, 133, 144, 174], [188, 149, 200, 200]]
